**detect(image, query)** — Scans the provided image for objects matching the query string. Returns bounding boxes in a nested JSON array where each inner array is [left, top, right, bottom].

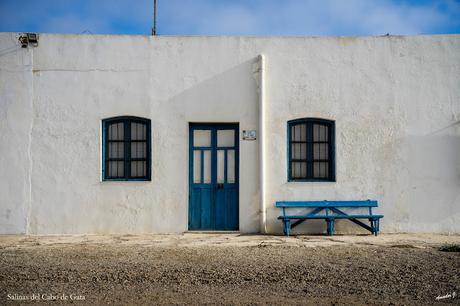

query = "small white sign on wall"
[[242, 130, 257, 140]]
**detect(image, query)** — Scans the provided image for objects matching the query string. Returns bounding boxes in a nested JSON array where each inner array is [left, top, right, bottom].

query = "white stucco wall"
[[0, 33, 34, 234], [0, 33, 459, 234], [261, 36, 460, 234]]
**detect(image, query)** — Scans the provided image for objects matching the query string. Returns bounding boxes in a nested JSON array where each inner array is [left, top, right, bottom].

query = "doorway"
[[188, 123, 239, 230]]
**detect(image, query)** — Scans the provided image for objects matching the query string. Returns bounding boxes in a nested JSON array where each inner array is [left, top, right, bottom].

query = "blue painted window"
[[288, 118, 335, 182], [102, 116, 151, 181]]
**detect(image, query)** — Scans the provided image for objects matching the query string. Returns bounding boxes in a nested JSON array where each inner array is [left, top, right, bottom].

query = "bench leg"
[[369, 218, 379, 236], [283, 219, 291, 236], [326, 219, 335, 236]]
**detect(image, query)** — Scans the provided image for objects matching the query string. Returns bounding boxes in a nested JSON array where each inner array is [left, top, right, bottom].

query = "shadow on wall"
[[382, 132, 460, 232], [151, 58, 260, 233], [166, 58, 259, 123], [369, 128, 460, 233]]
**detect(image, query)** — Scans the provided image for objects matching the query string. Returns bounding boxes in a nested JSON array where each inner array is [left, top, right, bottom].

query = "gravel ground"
[[0, 234, 459, 305]]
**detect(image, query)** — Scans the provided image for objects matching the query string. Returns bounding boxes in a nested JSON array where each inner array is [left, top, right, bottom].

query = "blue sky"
[[0, 0, 459, 36]]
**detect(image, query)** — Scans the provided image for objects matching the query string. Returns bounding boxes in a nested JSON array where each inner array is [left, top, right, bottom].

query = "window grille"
[[102, 117, 151, 181], [288, 118, 335, 181]]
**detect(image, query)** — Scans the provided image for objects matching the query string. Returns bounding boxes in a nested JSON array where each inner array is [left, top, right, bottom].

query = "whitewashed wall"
[[0, 33, 33, 234], [261, 36, 460, 234], [0, 33, 459, 234]]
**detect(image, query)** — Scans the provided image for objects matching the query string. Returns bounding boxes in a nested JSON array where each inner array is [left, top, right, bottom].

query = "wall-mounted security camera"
[[18, 33, 39, 48]]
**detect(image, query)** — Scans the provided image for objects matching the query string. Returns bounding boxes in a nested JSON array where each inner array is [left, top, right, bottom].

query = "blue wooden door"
[[189, 123, 239, 230]]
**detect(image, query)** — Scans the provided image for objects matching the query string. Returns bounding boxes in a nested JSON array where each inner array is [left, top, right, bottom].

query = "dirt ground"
[[0, 233, 459, 305]]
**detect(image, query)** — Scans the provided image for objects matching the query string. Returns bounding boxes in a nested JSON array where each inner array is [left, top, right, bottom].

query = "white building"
[[0, 32, 459, 235]]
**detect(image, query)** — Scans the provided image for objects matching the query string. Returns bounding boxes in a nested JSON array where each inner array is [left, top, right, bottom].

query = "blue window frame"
[[102, 116, 151, 181], [288, 118, 335, 182]]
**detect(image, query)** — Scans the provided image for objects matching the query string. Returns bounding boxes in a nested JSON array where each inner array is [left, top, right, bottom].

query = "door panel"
[[189, 123, 239, 230]]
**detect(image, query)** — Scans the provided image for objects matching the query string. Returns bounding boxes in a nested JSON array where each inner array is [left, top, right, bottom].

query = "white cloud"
[[159, 0, 459, 36]]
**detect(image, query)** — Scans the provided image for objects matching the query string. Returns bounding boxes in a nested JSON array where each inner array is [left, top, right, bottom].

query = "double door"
[[189, 123, 239, 230]]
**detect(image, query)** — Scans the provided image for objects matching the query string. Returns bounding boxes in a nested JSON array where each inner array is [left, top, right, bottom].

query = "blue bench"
[[276, 200, 383, 236]]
